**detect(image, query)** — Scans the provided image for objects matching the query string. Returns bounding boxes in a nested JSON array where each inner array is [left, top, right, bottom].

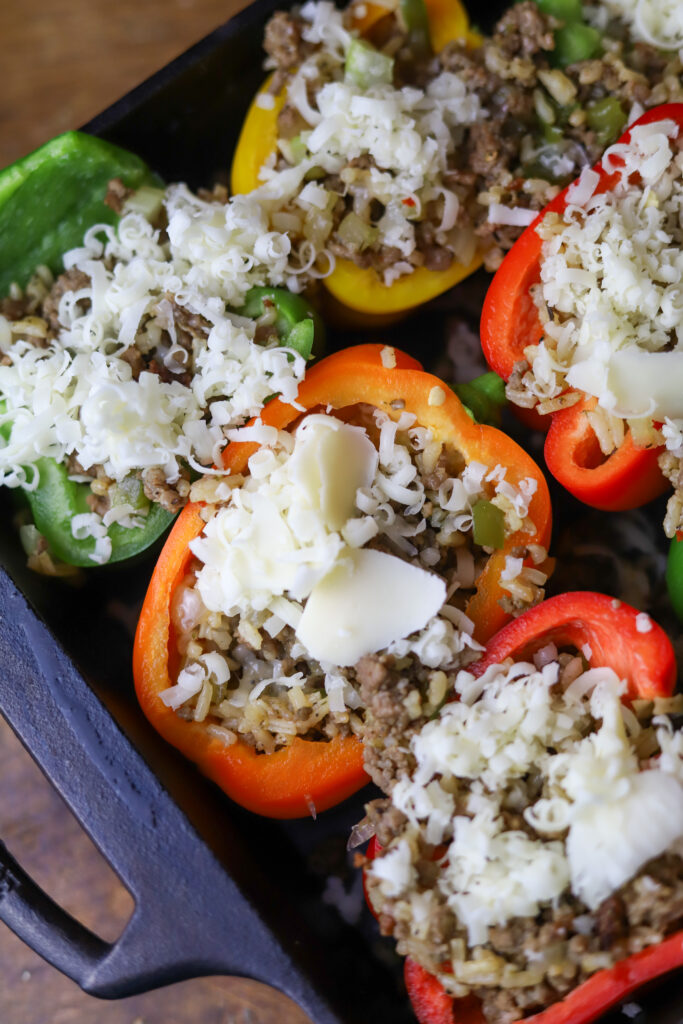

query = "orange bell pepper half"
[[480, 106, 683, 512], [365, 592, 680, 1024], [230, 0, 482, 321], [133, 343, 551, 818]]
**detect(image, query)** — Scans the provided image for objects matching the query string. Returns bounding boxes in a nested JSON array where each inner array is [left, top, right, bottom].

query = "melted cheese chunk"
[[296, 547, 446, 665], [568, 770, 683, 909], [289, 414, 378, 530], [607, 348, 683, 419]]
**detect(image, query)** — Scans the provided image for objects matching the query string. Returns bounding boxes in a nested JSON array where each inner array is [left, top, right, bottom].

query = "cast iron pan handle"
[[0, 840, 110, 981], [0, 568, 354, 1023]]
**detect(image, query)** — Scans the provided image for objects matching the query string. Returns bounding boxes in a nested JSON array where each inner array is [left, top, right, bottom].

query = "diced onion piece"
[[487, 204, 538, 227], [344, 38, 394, 89]]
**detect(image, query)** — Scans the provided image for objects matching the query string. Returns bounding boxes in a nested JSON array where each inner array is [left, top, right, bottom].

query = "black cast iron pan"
[[0, 1, 682, 1021]]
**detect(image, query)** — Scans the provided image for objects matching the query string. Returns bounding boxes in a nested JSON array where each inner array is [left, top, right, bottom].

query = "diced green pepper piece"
[[552, 22, 602, 66], [453, 372, 507, 427], [0, 131, 161, 296], [122, 184, 165, 222], [345, 38, 395, 88], [472, 499, 506, 550], [586, 96, 627, 145], [399, 0, 432, 54], [110, 473, 150, 512], [533, 0, 583, 22], [543, 124, 564, 145], [304, 166, 327, 181], [289, 134, 311, 165], [236, 286, 325, 360]]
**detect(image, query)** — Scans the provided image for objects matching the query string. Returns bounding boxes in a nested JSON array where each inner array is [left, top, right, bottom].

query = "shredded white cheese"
[[601, 0, 683, 49]]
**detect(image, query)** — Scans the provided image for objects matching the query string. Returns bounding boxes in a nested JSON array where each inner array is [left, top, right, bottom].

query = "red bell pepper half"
[[480, 105, 683, 512], [133, 343, 552, 818], [364, 592, 680, 1024]]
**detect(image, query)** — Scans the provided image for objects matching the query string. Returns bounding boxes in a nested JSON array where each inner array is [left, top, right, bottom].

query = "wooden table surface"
[[0, 1, 312, 1021]]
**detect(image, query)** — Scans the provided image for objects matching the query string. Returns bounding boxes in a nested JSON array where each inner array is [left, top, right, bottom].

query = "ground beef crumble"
[[42, 268, 91, 335], [103, 177, 134, 214]]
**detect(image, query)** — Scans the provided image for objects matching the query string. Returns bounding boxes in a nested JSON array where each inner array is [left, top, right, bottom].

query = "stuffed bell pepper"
[[481, 105, 683, 525], [133, 343, 552, 818], [0, 132, 321, 573], [230, 0, 683, 323], [231, 0, 483, 321], [360, 591, 683, 1024]]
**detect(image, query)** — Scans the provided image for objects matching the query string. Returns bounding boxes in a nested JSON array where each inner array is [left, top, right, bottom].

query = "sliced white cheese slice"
[[607, 347, 683, 419], [290, 414, 379, 531], [567, 770, 683, 910], [295, 547, 446, 666]]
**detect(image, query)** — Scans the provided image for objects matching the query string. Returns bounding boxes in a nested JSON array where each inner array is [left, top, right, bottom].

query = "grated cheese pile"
[[368, 656, 683, 949], [598, 0, 683, 49], [0, 191, 309, 561], [255, 1, 483, 284], [163, 408, 544, 722]]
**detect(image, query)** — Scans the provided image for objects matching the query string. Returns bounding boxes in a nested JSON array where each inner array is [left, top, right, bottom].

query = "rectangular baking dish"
[[0, 1, 682, 1021]]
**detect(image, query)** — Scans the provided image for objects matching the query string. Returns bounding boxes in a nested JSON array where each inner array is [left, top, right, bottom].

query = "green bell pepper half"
[[28, 460, 175, 567], [667, 536, 683, 622], [0, 407, 174, 567], [453, 371, 507, 427], [0, 131, 161, 297], [0, 132, 173, 566]]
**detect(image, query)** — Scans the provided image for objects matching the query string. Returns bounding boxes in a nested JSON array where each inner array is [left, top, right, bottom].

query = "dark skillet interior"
[[0, 0, 681, 1021]]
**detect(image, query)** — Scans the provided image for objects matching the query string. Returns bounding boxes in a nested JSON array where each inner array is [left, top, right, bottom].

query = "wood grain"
[[0, 0, 312, 1020], [0, 0, 249, 167]]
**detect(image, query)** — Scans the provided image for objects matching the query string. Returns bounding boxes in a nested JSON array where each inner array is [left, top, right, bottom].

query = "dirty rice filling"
[[164, 406, 547, 754], [505, 117, 683, 538], [260, 0, 683, 277], [0, 182, 307, 568], [362, 648, 683, 1024]]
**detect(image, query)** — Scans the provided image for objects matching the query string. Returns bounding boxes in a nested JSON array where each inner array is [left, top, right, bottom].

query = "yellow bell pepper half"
[[231, 74, 285, 197], [230, 0, 482, 321]]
